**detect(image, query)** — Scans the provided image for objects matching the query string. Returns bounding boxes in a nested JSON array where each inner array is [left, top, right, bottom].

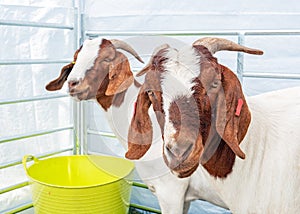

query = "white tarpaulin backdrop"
[[1, 0, 300, 213]]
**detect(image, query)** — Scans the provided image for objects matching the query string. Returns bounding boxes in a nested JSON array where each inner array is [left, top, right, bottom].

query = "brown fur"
[[126, 84, 153, 159], [106, 52, 134, 96]]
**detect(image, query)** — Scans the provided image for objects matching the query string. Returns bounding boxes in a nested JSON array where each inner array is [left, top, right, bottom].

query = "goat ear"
[[214, 65, 251, 159], [126, 86, 153, 159], [136, 64, 151, 77], [105, 53, 134, 96], [46, 46, 82, 91], [45, 63, 73, 91]]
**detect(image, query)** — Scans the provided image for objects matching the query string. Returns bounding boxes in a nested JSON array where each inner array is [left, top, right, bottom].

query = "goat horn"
[[136, 44, 170, 77], [110, 39, 144, 63], [193, 37, 264, 55]]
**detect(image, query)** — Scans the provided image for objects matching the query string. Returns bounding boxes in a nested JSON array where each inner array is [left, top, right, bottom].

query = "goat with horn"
[[128, 37, 300, 213]]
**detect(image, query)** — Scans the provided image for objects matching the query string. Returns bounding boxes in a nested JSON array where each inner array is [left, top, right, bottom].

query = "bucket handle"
[[22, 155, 39, 174]]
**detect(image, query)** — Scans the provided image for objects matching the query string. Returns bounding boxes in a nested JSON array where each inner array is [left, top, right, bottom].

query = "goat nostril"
[[166, 143, 175, 154], [182, 144, 193, 160], [68, 80, 80, 88], [165, 142, 193, 160], [166, 143, 172, 151], [165, 143, 179, 158]]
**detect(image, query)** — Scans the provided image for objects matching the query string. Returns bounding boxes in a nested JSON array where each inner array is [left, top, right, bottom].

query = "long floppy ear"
[[45, 63, 74, 91], [126, 85, 153, 160], [196, 45, 250, 159], [105, 53, 134, 96], [214, 65, 251, 159], [45, 46, 82, 91]]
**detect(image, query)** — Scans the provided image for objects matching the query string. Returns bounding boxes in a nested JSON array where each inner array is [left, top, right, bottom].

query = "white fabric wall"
[[85, 0, 300, 31], [0, 0, 75, 212]]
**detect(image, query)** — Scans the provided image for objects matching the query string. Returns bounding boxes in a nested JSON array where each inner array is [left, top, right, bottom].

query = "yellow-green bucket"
[[22, 155, 135, 214]]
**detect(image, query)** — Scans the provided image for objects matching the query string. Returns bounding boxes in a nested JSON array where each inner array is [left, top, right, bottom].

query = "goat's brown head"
[[128, 37, 263, 178], [46, 38, 143, 108]]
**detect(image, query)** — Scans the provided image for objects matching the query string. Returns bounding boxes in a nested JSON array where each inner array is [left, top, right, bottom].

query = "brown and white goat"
[[129, 37, 300, 213], [46, 38, 195, 214]]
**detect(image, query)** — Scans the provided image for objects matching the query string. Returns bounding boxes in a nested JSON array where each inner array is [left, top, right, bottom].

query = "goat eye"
[[104, 58, 111, 62], [146, 90, 154, 97], [212, 81, 219, 88]]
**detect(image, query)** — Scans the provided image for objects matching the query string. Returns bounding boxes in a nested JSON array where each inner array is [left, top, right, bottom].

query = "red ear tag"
[[235, 98, 244, 116]]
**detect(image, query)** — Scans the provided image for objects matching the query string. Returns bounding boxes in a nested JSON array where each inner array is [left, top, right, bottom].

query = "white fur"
[[67, 38, 102, 81], [161, 47, 200, 101]]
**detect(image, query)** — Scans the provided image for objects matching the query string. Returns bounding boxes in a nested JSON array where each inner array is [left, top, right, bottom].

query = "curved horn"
[[136, 43, 170, 77], [110, 39, 144, 63], [193, 37, 263, 55]]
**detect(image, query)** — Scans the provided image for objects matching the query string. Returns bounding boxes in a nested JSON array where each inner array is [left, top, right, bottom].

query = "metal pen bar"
[[0, 20, 74, 30], [1, 202, 33, 214], [0, 59, 71, 65], [0, 182, 29, 195], [85, 30, 240, 37], [244, 30, 300, 36], [0, 94, 69, 105], [243, 72, 300, 80], [130, 203, 162, 214], [85, 29, 300, 37], [237, 33, 245, 82], [132, 182, 148, 189], [0, 147, 74, 170], [87, 129, 117, 138], [4, 202, 161, 214], [0, 126, 74, 144]]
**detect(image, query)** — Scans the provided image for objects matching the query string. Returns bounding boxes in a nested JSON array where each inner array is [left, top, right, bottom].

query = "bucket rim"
[[23, 154, 134, 189]]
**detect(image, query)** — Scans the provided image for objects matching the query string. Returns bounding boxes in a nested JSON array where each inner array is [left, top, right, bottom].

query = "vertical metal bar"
[[78, 0, 89, 154], [237, 33, 245, 83], [72, 101, 79, 154], [79, 0, 85, 44], [82, 102, 88, 154], [72, 1, 79, 155], [72, 0, 86, 155]]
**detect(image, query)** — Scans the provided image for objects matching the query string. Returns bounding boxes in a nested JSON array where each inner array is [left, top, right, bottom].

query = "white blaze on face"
[[67, 38, 102, 82], [160, 46, 201, 142]]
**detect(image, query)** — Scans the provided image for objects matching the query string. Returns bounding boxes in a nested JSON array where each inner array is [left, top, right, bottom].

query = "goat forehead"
[[67, 38, 102, 81], [161, 47, 200, 99], [161, 46, 200, 134]]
